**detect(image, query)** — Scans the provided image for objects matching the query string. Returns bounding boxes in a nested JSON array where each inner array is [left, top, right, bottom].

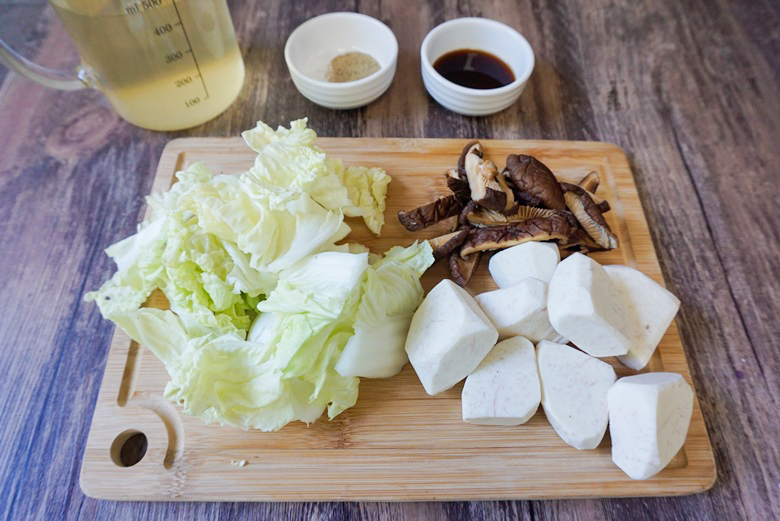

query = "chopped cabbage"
[[85, 119, 432, 431]]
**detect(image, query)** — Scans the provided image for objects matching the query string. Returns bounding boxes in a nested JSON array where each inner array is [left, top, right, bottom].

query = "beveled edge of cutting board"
[[80, 137, 717, 501]]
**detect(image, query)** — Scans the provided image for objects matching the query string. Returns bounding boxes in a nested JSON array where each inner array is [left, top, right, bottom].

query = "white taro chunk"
[[462, 336, 540, 426], [547, 252, 632, 357], [604, 265, 681, 370], [537, 340, 616, 450], [488, 241, 561, 288], [405, 279, 499, 395], [475, 277, 562, 342], [608, 373, 694, 480]]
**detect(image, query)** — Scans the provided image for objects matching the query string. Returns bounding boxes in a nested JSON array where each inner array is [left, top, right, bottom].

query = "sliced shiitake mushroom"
[[504, 154, 566, 210], [445, 168, 470, 199], [460, 214, 576, 257], [461, 143, 515, 211], [513, 191, 544, 207], [465, 158, 508, 211], [398, 195, 464, 232], [397, 142, 618, 288], [428, 230, 469, 261], [578, 171, 600, 193], [558, 229, 608, 255], [494, 167, 516, 210], [576, 171, 610, 213], [466, 205, 562, 227], [457, 140, 482, 179], [560, 182, 618, 249], [457, 200, 478, 227], [449, 251, 482, 287], [476, 160, 515, 210]]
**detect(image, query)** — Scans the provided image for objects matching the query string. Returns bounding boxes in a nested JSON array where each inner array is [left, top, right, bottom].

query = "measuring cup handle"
[[0, 38, 89, 91]]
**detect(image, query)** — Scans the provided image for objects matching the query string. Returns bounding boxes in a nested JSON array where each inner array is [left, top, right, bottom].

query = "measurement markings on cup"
[[171, 0, 209, 103], [126, 0, 210, 108]]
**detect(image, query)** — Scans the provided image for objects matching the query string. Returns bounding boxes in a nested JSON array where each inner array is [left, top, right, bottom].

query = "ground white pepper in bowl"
[[326, 52, 381, 82]]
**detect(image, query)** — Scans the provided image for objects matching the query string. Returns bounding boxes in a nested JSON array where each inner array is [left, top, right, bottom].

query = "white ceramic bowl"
[[284, 12, 398, 110], [421, 18, 535, 116]]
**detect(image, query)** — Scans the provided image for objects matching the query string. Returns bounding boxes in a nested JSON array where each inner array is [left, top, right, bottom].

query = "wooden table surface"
[[0, 0, 777, 520]]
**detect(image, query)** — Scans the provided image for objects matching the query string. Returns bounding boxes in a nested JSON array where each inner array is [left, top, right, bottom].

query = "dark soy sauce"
[[433, 49, 515, 89]]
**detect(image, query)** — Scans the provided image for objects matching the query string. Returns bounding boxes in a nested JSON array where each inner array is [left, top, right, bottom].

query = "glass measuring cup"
[[0, 0, 245, 131]]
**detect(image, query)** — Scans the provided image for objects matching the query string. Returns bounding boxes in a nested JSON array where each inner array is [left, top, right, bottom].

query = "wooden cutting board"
[[80, 137, 716, 501]]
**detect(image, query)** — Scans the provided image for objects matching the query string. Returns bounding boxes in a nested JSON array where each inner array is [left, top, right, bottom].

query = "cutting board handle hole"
[[111, 430, 147, 467]]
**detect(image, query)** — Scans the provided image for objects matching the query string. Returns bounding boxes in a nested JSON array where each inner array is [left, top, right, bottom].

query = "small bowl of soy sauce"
[[421, 18, 535, 116]]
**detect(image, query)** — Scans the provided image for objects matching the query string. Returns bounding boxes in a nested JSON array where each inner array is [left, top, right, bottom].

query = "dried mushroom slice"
[[466, 205, 561, 227], [428, 230, 469, 260], [581, 190, 609, 213], [575, 171, 609, 212], [578, 171, 600, 193], [483, 160, 515, 209], [505, 154, 566, 210], [504, 175, 544, 207], [398, 195, 464, 231], [449, 251, 482, 287], [457, 140, 482, 180], [560, 182, 618, 250], [466, 157, 513, 211], [512, 190, 544, 207], [460, 214, 576, 257], [494, 168, 516, 211], [445, 168, 470, 199], [458, 200, 478, 227], [558, 229, 608, 255]]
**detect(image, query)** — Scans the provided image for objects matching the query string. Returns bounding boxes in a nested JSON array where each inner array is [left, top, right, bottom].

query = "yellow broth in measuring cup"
[[50, 0, 244, 131]]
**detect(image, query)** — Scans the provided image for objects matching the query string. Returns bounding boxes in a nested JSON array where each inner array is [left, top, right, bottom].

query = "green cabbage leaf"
[[85, 119, 432, 431]]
